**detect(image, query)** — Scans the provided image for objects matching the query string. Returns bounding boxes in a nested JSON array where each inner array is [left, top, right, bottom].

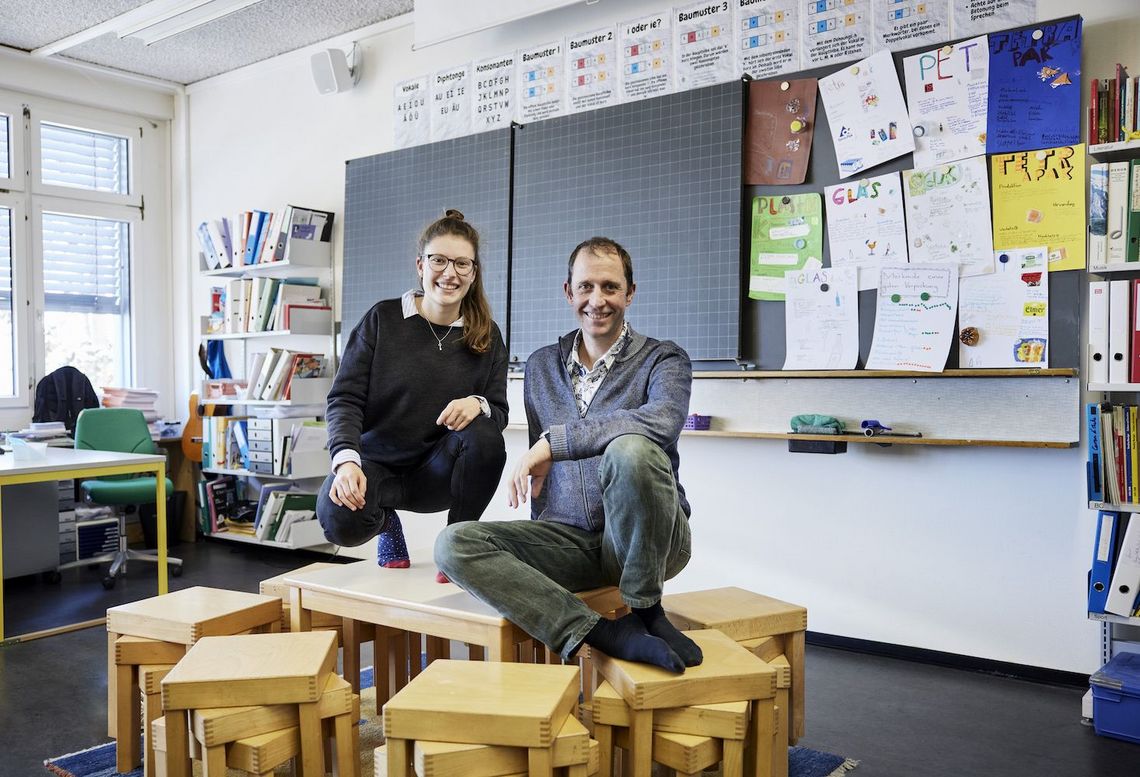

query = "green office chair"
[[60, 407, 182, 589]]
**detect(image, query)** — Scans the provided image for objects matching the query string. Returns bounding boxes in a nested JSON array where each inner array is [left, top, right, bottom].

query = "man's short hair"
[[567, 237, 634, 289]]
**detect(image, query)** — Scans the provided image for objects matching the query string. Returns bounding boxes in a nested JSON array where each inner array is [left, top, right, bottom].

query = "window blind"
[[0, 114, 9, 179], [40, 122, 129, 195], [41, 212, 129, 314]]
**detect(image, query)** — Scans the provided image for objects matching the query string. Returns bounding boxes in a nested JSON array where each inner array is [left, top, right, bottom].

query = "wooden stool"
[[111, 634, 187, 773], [139, 664, 177, 777], [378, 733, 601, 774], [160, 630, 338, 777], [663, 587, 807, 743], [591, 629, 778, 777], [106, 586, 283, 756], [592, 679, 748, 777], [382, 660, 582, 777], [260, 562, 345, 635]]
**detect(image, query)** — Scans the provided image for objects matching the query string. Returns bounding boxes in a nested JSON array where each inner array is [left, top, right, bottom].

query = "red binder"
[[1130, 279, 1140, 383]]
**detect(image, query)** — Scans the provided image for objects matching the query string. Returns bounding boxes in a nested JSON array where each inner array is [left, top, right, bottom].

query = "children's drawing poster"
[[824, 171, 908, 290], [430, 64, 472, 142], [803, 0, 871, 67], [952, 0, 1037, 39], [873, 0, 949, 52], [517, 41, 565, 123], [744, 78, 818, 185], [783, 266, 860, 369], [748, 193, 823, 301], [393, 76, 429, 149], [902, 156, 995, 276], [473, 54, 515, 133], [990, 144, 1087, 271], [675, 1, 736, 90], [619, 12, 673, 102], [903, 36, 988, 167], [819, 50, 915, 179], [985, 17, 1081, 154], [736, 0, 800, 78], [565, 27, 618, 114], [866, 264, 958, 371], [958, 247, 1049, 368]]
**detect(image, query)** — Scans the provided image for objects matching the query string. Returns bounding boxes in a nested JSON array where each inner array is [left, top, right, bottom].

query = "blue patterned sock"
[[376, 510, 410, 568]]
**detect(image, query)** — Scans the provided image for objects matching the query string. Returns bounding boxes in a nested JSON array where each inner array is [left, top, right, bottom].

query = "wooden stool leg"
[[528, 746, 554, 777], [343, 617, 361, 695], [106, 631, 119, 739], [628, 709, 652, 777], [151, 719, 168, 777], [746, 699, 777, 777], [488, 629, 513, 662], [580, 653, 594, 704], [595, 723, 613, 777], [775, 690, 790, 777], [407, 632, 423, 678], [201, 744, 226, 777], [723, 738, 745, 777], [387, 737, 412, 777], [374, 626, 391, 713], [352, 696, 362, 777], [426, 635, 446, 665], [115, 664, 141, 772], [163, 711, 191, 777], [143, 691, 161, 777], [334, 710, 356, 777], [323, 717, 335, 769], [289, 586, 312, 632], [298, 700, 325, 777], [391, 631, 409, 692], [465, 642, 485, 661], [566, 764, 587, 777], [788, 631, 804, 744]]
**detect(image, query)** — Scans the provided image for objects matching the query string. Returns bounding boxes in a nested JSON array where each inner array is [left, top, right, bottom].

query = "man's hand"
[[508, 437, 553, 509], [437, 397, 482, 431], [329, 461, 367, 511]]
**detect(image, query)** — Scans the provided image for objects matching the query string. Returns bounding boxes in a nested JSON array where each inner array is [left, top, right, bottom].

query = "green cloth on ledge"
[[790, 414, 845, 434]]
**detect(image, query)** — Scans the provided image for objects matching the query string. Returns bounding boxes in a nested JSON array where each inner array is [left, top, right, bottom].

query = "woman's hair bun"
[[444, 208, 465, 221]]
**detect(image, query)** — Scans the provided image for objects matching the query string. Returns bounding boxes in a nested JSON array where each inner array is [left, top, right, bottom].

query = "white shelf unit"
[[197, 224, 336, 551]]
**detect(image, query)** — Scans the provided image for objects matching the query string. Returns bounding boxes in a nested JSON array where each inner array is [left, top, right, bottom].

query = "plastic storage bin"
[[1090, 652, 1140, 744]]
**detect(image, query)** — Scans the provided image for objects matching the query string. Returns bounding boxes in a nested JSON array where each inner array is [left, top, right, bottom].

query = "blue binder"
[[1090, 510, 1122, 614], [1088, 403, 1104, 503]]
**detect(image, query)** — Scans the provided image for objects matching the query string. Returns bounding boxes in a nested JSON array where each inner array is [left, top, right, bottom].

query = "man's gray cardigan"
[[524, 326, 692, 532]]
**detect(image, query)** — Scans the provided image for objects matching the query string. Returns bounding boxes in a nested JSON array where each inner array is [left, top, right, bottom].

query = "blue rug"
[[46, 666, 858, 777]]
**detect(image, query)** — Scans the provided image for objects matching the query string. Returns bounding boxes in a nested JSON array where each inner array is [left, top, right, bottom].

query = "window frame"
[[0, 96, 26, 192], [29, 105, 142, 209], [0, 192, 32, 409]]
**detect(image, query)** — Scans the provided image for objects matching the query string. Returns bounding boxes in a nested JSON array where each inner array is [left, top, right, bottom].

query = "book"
[[282, 354, 325, 400], [1090, 164, 1109, 270]]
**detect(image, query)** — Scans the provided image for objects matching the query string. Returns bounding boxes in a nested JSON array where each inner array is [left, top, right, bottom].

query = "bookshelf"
[[195, 208, 336, 551]]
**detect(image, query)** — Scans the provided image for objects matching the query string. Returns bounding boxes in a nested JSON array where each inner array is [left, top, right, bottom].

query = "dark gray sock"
[[633, 602, 703, 667], [584, 613, 685, 673]]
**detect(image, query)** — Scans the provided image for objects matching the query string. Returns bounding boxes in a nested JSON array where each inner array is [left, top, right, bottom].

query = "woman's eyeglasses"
[[423, 253, 475, 276]]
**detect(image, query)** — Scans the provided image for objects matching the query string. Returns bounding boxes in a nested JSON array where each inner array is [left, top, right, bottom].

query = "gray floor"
[[1, 539, 1138, 777]]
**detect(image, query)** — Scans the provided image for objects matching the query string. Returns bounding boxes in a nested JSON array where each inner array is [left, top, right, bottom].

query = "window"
[[0, 93, 159, 418]]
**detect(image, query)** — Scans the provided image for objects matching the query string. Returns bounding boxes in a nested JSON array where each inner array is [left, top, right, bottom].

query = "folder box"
[[1091, 652, 1140, 745], [284, 307, 332, 334], [289, 377, 332, 404]]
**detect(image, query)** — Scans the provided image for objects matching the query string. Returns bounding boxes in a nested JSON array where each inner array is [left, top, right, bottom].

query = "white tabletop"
[[284, 556, 509, 625], [0, 447, 166, 478]]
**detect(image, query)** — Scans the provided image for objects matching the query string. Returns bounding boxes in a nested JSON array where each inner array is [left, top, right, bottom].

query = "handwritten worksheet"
[[986, 17, 1082, 153], [824, 171, 908, 290], [820, 50, 915, 179], [903, 36, 989, 167], [902, 155, 994, 276], [958, 247, 1049, 368], [783, 266, 860, 370], [990, 144, 1087, 271], [866, 264, 958, 372], [748, 193, 823, 301]]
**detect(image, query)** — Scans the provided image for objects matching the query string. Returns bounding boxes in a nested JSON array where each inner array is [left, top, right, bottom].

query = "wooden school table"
[[0, 447, 168, 641]]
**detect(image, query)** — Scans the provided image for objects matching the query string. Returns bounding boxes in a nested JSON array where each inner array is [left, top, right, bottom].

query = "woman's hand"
[[436, 396, 482, 431], [329, 461, 367, 511]]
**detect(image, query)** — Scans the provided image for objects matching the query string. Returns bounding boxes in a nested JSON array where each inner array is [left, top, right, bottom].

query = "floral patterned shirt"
[[565, 322, 631, 418]]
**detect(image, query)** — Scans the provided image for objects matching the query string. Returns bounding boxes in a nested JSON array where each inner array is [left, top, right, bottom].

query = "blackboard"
[[341, 129, 511, 337], [745, 16, 1082, 371], [509, 81, 744, 363]]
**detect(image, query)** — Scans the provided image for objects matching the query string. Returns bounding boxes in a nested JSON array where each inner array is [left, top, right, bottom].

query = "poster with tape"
[[748, 193, 823, 301], [903, 36, 988, 167], [873, 0, 949, 51], [430, 64, 472, 142], [472, 54, 515, 132], [803, 0, 871, 67], [675, 1, 736, 89], [619, 12, 673, 102], [566, 27, 618, 113], [736, 0, 800, 78], [518, 41, 565, 123], [393, 76, 429, 149]]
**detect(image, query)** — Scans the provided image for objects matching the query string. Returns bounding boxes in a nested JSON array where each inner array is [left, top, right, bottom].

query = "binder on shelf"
[[1089, 403, 1104, 503], [1090, 280, 1110, 384], [1108, 162, 1130, 265], [196, 222, 221, 270], [206, 220, 230, 270], [1132, 280, 1140, 384], [1090, 164, 1109, 270], [1106, 515, 1140, 617], [1090, 511, 1122, 615], [1109, 280, 1131, 383], [1129, 159, 1140, 263]]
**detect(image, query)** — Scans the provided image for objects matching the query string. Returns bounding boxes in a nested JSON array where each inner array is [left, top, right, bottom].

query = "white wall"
[[184, 0, 1140, 673]]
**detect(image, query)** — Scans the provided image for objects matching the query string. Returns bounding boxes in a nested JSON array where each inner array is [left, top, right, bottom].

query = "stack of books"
[[221, 277, 330, 334], [1090, 64, 1139, 145], [101, 387, 160, 423], [195, 205, 334, 270]]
